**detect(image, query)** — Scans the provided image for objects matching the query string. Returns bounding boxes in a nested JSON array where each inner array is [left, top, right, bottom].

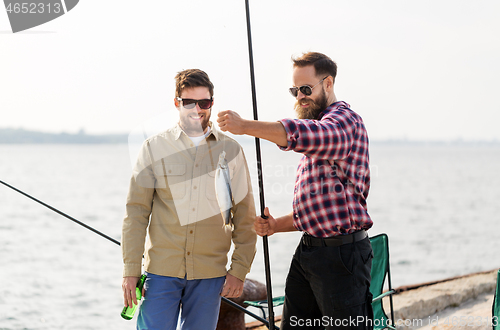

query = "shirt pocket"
[[206, 165, 218, 201], [205, 164, 234, 201], [154, 163, 186, 200]]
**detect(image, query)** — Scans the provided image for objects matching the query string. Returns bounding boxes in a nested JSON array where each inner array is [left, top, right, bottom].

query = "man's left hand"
[[221, 273, 244, 298]]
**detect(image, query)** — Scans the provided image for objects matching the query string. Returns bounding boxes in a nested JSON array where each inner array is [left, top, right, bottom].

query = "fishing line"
[[0, 179, 275, 328]]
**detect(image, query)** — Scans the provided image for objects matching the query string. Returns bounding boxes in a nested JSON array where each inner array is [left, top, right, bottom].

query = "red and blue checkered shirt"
[[278, 101, 373, 238]]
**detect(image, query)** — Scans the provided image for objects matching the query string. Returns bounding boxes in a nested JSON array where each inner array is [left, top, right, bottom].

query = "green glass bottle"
[[121, 274, 147, 320]]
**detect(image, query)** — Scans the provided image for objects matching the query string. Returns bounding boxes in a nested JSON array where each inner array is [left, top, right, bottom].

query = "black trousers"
[[281, 236, 373, 330]]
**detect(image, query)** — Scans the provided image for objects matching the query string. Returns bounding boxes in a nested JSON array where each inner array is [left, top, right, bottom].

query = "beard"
[[179, 110, 211, 137], [294, 87, 329, 120]]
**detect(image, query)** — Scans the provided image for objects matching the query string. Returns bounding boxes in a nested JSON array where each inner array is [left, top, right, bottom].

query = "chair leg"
[[259, 306, 267, 320], [387, 266, 395, 327]]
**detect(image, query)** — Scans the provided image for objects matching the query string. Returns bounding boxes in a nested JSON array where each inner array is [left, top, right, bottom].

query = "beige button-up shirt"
[[122, 123, 257, 281]]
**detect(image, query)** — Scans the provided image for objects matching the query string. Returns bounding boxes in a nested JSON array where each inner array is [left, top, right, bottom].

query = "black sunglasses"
[[176, 98, 213, 110], [289, 76, 329, 97]]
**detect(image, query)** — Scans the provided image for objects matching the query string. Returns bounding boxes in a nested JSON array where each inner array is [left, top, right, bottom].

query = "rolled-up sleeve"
[[278, 110, 358, 161]]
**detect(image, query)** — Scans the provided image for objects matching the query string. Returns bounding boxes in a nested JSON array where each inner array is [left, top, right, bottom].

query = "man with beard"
[[122, 69, 257, 330], [217, 52, 373, 329]]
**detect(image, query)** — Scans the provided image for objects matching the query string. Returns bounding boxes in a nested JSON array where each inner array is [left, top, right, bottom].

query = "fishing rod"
[[0, 179, 276, 328], [0, 179, 120, 246], [244, 0, 275, 329]]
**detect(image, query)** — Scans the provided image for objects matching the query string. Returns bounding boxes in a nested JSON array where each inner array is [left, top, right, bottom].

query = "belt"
[[301, 230, 368, 247]]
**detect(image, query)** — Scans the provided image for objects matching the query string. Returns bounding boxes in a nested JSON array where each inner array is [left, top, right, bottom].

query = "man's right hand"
[[122, 276, 142, 308], [254, 207, 277, 237], [217, 110, 288, 147], [217, 110, 248, 135]]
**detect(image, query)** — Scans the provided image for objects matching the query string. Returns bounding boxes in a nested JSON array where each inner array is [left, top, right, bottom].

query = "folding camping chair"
[[244, 233, 396, 330], [493, 269, 500, 330], [369, 233, 396, 330]]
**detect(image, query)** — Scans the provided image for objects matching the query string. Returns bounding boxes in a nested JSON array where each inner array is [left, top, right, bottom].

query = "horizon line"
[[1, 127, 499, 144]]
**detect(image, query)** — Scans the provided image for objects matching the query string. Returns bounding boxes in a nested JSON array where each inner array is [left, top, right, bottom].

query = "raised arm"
[[217, 110, 288, 148]]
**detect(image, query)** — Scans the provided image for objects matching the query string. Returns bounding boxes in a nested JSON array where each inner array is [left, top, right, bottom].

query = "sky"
[[1, 0, 499, 141]]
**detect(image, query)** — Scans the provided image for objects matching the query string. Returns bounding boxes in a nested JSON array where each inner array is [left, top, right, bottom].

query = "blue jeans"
[[137, 273, 225, 330]]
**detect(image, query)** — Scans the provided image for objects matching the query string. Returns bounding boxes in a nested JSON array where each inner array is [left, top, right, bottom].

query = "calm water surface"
[[1, 141, 499, 329]]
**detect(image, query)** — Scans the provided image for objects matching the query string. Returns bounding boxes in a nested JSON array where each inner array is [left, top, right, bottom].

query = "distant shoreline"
[[0, 128, 128, 144], [0, 128, 499, 145]]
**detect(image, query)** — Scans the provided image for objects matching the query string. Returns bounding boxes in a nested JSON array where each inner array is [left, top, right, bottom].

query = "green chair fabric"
[[244, 296, 285, 321], [244, 233, 396, 330], [493, 269, 500, 330], [369, 233, 396, 330]]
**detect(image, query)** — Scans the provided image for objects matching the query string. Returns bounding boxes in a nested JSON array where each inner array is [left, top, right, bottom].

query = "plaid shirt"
[[279, 101, 373, 237]]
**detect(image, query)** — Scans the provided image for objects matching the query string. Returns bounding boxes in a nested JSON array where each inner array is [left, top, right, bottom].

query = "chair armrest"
[[372, 289, 395, 303], [244, 296, 285, 308]]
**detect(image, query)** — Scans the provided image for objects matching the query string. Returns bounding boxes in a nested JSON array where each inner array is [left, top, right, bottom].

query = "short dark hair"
[[175, 69, 214, 98], [292, 52, 337, 83]]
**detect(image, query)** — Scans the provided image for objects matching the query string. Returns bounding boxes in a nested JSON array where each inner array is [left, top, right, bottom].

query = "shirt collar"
[[173, 121, 220, 141], [318, 101, 349, 120]]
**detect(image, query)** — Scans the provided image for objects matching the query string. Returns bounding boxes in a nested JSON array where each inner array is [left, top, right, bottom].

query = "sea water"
[[0, 140, 499, 329]]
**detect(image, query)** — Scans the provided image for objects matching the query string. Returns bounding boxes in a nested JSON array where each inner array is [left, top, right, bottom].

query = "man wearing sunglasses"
[[122, 69, 257, 330], [218, 52, 373, 329]]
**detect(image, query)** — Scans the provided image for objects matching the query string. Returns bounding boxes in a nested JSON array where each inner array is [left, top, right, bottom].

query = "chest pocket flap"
[[155, 163, 186, 176], [154, 163, 186, 199]]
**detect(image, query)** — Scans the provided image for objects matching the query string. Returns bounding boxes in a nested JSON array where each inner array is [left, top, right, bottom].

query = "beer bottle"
[[121, 274, 147, 320]]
